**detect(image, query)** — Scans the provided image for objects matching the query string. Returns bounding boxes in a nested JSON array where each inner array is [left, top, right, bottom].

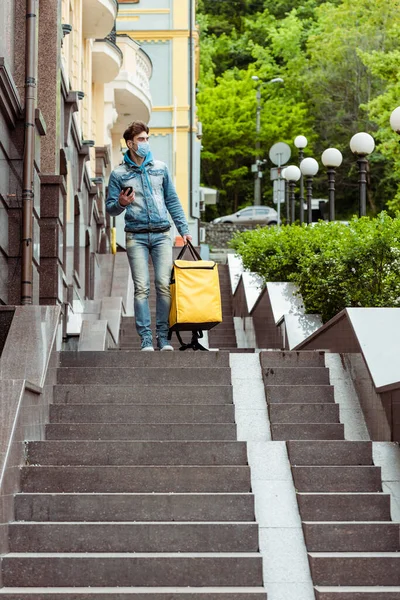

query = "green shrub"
[[230, 213, 400, 322]]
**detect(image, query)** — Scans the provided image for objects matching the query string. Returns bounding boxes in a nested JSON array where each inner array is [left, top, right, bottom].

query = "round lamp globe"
[[283, 165, 301, 182], [294, 135, 308, 149], [350, 132, 375, 156], [300, 157, 319, 177], [390, 107, 400, 134], [321, 148, 343, 168]]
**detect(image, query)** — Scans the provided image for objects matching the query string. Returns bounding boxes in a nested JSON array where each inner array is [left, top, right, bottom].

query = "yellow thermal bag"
[[168, 242, 222, 350]]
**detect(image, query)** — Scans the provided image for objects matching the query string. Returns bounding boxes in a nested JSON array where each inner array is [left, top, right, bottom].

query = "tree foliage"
[[198, 0, 400, 218]]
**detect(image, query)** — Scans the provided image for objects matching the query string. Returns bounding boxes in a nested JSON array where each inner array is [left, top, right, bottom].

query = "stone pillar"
[[37, 0, 62, 175], [40, 175, 67, 305]]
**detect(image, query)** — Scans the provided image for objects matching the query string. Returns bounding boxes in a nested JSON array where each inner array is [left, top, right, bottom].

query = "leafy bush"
[[230, 213, 400, 322]]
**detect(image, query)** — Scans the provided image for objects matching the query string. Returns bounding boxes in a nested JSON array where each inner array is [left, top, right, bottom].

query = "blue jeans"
[[126, 231, 172, 342]]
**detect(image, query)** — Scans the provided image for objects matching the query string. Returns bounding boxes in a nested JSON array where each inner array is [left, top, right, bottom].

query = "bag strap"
[[176, 330, 209, 352], [176, 240, 202, 261]]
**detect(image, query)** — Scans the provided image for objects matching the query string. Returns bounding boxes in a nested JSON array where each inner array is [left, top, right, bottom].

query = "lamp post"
[[281, 167, 290, 223], [300, 157, 319, 224], [283, 165, 301, 223], [350, 132, 375, 217], [321, 148, 343, 221], [252, 76, 284, 205], [294, 135, 308, 224]]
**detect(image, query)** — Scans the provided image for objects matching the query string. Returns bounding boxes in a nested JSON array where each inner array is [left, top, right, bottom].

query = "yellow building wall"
[[117, 0, 195, 221]]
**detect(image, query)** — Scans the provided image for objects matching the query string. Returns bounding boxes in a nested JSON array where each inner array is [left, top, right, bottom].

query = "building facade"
[[116, 0, 201, 245], [0, 0, 149, 323], [0, 0, 199, 330]]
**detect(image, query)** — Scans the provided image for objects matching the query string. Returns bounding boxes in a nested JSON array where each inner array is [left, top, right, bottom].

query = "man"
[[106, 120, 192, 351]]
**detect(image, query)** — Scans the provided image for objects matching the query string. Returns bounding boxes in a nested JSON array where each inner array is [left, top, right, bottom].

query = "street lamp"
[[251, 75, 284, 205], [283, 165, 301, 224], [294, 136, 308, 224], [350, 132, 375, 217], [300, 157, 319, 224], [321, 148, 343, 221]]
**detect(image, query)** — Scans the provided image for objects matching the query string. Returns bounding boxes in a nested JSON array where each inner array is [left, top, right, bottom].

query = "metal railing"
[[96, 25, 123, 62]]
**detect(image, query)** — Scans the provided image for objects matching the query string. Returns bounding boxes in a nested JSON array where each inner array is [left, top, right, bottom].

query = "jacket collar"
[[124, 150, 154, 169]]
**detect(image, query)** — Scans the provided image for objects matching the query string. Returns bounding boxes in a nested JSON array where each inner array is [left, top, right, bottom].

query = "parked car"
[[212, 206, 279, 225]]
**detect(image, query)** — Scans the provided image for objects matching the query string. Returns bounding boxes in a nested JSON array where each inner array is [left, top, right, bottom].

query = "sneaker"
[[141, 337, 154, 352], [160, 343, 174, 351], [157, 338, 174, 351]]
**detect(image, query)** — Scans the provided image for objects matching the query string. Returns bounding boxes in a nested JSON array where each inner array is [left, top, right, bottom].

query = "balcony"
[[106, 35, 152, 133], [92, 28, 123, 84], [83, 0, 118, 39]]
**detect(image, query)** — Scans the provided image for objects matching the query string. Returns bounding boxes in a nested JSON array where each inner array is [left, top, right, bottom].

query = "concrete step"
[[21, 466, 251, 493], [49, 404, 235, 424], [53, 385, 233, 405], [296, 493, 392, 522], [287, 441, 373, 466], [265, 385, 335, 404], [45, 423, 237, 441], [210, 346, 238, 351], [15, 493, 256, 522], [0, 587, 268, 599], [27, 441, 247, 466], [1, 553, 263, 587], [315, 586, 400, 599], [292, 466, 382, 492], [269, 404, 339, 424], [57, 367, 232, 386], [119, 332, 235, 344], [208, 333, 237, 340], [271, 423, 344, 441], [208, 338, 237, 344], [263, 367, 330, 386], [59, 351, 230, 368], [260, 351, 325, 368], [9, 522, 259, 553], [308, 553, 400, 586], [303, 522, 400, 552]]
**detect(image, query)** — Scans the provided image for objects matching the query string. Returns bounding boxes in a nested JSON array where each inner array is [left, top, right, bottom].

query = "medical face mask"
[[136, 141, 150, 157]]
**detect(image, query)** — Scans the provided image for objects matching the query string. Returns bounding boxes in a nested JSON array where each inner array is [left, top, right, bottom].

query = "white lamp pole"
[[294, 136, 308, 224], [321, 148, 343, 221], [300, 157, 319, 224], [281, 167, 289, 223], [252, 76, 284, 205], [283, 165, 301, 223], [350, 132, 375, 217]]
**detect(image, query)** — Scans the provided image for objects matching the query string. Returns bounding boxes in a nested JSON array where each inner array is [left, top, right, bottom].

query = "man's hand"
[[183, 235, 193, 244], [118, 188, 135, 207]]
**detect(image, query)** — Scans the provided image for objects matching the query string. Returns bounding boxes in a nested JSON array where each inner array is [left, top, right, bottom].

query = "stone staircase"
[[1, 265, 399, 597], [261, 350, 400, 599], [0, 350, 266, 598]]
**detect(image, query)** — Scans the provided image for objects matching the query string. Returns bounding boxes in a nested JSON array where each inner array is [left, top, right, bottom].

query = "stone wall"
[[203, 223, 264, 248]]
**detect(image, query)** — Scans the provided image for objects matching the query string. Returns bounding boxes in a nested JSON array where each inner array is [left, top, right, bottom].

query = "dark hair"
[[123, 121, 149, 143]]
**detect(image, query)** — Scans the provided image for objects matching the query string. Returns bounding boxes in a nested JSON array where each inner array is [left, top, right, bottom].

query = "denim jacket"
[[106, 151, 190, 236]]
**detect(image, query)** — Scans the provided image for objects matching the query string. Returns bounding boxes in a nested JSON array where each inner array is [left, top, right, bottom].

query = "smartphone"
[[122, 186, 133, 195]]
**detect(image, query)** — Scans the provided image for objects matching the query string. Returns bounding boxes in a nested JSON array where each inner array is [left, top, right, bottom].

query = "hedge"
[[230, 212, 400, 323]]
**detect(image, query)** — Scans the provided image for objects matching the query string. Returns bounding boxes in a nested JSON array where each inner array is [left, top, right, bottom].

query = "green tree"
[[198, 67, 313, 215], [197, 0, 400, 220]]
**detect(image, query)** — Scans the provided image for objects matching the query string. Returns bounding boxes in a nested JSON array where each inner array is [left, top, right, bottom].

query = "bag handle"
[[176, 239, 202, 261]]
